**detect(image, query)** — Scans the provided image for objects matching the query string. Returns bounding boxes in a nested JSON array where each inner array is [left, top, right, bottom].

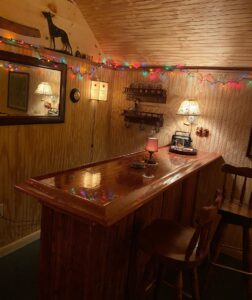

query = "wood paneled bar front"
[[16, 147, 223, 300]]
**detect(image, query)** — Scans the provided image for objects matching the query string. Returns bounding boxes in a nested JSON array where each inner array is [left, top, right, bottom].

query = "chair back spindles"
[[209, 164, 252, 298], [240, 177, 247, 205], [221, 164, 252, 206], [230, 175, 237, 201], [249, 192, 252, 209], [222, 173, 227, 199]]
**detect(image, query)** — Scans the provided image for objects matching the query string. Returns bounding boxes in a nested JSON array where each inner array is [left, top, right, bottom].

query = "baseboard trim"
[[0, 230, 40, 257]]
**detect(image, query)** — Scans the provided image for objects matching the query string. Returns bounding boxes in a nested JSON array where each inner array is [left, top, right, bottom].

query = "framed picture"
[[8, 72, 30, 112], [247, 129, 252, 158]]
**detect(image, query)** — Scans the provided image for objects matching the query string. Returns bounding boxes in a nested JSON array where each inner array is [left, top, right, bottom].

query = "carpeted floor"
[[0, 240, 247, 300]]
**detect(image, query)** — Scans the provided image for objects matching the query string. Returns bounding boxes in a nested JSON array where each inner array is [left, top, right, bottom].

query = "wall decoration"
[[42, 11, 72, 55], [90, 81, 108, 101], [70, 88, 81, 103], [247, 129, 252, 158], [1, 35, 252, 90], [196, 127, 209, 138], [8, 71, 30, 112], [0, 35, 98, 80], [122, 110, 164, 133], [124, 83, 166, 104], [75, 50, 93, 62], [0, 16, 41, 38]]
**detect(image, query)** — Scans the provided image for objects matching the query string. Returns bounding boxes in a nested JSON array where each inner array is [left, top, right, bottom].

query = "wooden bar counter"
[[16, 147, 223, 300]]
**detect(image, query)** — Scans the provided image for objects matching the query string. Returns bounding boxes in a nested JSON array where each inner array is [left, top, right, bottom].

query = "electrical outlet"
[[0, 203, 3, 217]]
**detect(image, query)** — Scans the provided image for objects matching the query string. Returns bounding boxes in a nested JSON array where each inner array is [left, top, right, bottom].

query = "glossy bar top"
[[16, 148, 221, 226]]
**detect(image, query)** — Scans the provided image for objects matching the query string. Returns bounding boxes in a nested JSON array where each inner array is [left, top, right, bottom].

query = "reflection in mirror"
[[0, 50, 66, 125]]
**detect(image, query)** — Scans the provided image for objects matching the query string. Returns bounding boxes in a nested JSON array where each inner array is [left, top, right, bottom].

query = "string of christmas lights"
[[0, 36, 98, 80], [1, 36, 252, 88]]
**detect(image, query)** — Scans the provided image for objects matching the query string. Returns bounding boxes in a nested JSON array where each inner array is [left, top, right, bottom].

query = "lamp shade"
[[177, 99, 200, 116], [145, 137, 158, 152], [35, 82, 52, 95]]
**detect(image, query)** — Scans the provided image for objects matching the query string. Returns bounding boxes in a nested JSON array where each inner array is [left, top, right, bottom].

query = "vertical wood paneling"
[[108, 68, 252, 253], [0, 44, 112, 247], [109, 68, 252, 168]]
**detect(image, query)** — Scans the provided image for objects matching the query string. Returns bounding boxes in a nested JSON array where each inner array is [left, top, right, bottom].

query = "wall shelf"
[[124, 85, 167, 104], [122, 109, 164, 132]]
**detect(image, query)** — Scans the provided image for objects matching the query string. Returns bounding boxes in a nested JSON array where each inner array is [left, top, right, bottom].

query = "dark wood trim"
[[0, 17, 41, 38], [16, 149, 222, 226]]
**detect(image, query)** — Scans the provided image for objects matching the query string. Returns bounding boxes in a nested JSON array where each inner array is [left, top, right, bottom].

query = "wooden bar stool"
[[138, 196, 221, 300], [209, 164, 252, 299]]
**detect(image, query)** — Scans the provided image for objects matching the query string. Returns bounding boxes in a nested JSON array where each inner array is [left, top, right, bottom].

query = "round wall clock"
[[70, 88, 81, 103]]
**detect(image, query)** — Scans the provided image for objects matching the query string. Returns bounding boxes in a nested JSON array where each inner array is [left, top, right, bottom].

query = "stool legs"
[[211, 218, 227, 262], [243, 227, 252, 300], [153, 264, 164, 300], [204, 218, 227, 291], [191, 267, 200, 300], [175, 270, 183, 300]]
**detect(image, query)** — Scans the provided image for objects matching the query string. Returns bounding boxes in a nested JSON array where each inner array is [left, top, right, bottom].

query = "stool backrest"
[[185, 194, 222, 261], [222, 164, 252, 208]]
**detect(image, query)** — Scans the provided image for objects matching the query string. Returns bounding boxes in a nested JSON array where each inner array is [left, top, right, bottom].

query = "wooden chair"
[[138, 196, 222, 300], [209, 164, 252, 299]]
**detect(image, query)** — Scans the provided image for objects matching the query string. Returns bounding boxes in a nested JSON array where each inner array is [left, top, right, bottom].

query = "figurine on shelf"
[[134, 98, 140, 111], [42, 11, 73, 55]]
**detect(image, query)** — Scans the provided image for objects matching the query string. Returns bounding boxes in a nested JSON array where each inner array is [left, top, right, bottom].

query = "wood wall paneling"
[[109, 68, 252, 168], [108, 67, 252, 256], [0, 44, 112, 248]]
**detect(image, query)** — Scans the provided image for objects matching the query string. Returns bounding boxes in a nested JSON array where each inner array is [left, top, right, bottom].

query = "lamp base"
[[142, 173, 155, 179], [144, 159, 158, 165]]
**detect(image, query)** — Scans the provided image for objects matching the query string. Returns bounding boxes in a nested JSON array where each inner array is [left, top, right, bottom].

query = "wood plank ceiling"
[[76, 0, 252, 67]]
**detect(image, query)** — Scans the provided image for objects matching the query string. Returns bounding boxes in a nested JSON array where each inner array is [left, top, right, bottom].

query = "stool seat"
[[220, 200, 252, 223], [139, 219, 198, 266], [138, 198, 221, 300]]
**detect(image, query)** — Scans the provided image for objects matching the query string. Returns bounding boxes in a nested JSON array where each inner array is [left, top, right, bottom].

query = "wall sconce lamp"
[[35, 82, 53, 101], [145, 137, 158, 164], [90, 80, 108, 101], [177, 99, 200, 133]]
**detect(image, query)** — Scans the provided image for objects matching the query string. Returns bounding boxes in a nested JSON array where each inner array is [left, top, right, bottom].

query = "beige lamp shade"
[[35, 82, 53, 95], [177, 99, 200, 116]]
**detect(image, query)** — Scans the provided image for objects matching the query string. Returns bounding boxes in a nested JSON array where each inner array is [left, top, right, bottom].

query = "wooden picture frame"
[[8, 71, 30, 112], [247, 129, 252, 158]]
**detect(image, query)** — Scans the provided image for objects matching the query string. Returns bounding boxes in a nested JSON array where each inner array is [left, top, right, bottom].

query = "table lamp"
[[145, 137, 158, 164], [177, 99, 200, 133], [35, 82, 53, 101]]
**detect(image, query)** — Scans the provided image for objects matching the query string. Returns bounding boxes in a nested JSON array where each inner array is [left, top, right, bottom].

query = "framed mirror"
[[0, 50, 67, 125]]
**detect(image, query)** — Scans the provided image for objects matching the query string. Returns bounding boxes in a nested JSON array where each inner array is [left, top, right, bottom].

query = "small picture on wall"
[[247, 129, 252, 158], [8, 72, 30, 112]]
